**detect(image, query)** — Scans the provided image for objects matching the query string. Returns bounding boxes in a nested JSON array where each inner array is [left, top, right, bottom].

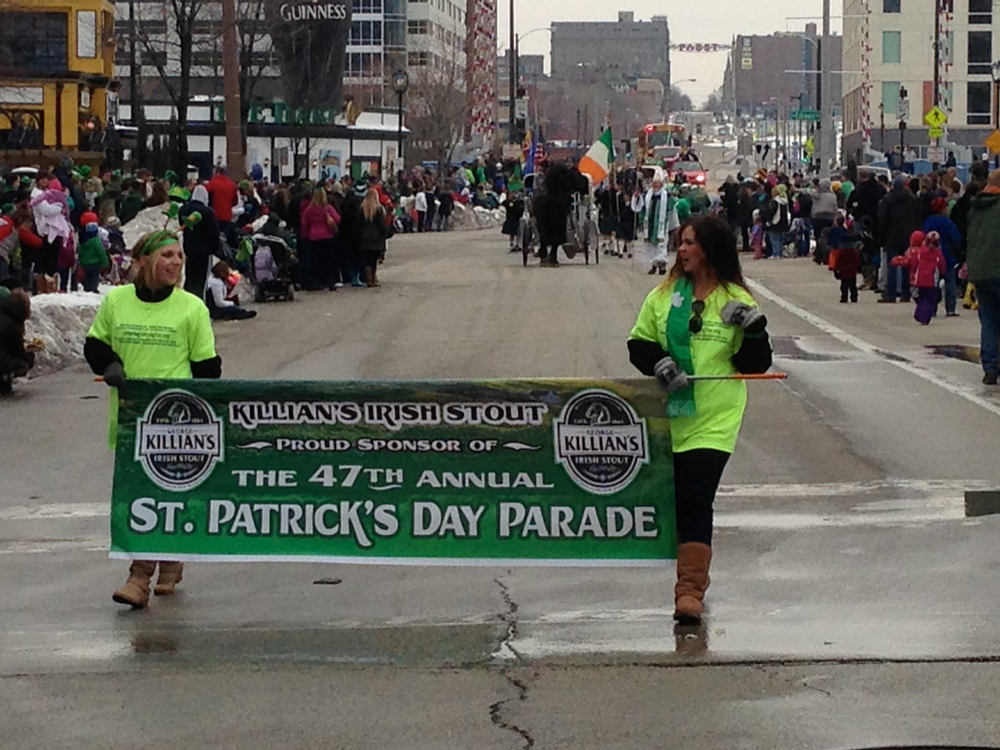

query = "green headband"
[[139, 230, 180, 257]]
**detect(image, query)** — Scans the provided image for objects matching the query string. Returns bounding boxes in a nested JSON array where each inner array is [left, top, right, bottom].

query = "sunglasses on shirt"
[[689, 300, 706, 335]]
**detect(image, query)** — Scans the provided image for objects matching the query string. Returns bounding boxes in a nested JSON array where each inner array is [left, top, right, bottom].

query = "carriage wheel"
[[522, 243, 529, 267]]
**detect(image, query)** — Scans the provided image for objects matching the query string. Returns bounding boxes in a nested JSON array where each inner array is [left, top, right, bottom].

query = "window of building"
[[968, 30, 992, 76], [77, 11, 97, 58], [192, 51, 218, 67], [353, 0, 383, 12], [968, 81, 992, 125], [346, 51, 383, 78], [350, 19, 383, 45], [970, 0, 992, 25], [408, 0, 428, 3], [142, 49, 167, 68], [0, 12, 68, 75], [882, 31, 901, 64], [407, 20, 429, 34], [384, 18, 406, 48], [881, 81, 900, 115], [192, 20, 222, 36], [384, 0, 406, 17], [137, 20, 168, 36], [408, 51, 429, 66], [883, 0, 900, 11]]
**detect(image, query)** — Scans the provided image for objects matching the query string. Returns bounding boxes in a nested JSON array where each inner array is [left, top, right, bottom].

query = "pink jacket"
[[300, 204, 340, 242], [892, 244, 946, 289]]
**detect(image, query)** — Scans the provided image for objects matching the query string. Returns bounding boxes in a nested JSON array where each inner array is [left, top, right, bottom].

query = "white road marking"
[[718, 479, 991, 498], [0, 503, 107, 520], [746, 276, 1000, 418]]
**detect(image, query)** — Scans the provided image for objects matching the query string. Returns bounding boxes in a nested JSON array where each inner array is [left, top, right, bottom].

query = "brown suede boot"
[[112, 560, 156, 609], [154, 561, 184, 596], [674, 542, 713, 625], [364, 267, 376, 287]]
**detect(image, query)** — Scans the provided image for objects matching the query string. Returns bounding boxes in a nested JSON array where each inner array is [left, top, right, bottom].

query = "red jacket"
[[892, 244, 946, 289], [207, 175, 239, 222], [833, 245, 861, 277]]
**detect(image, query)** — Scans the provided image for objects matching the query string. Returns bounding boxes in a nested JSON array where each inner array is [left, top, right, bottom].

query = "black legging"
[[674, 449, 730, 546]]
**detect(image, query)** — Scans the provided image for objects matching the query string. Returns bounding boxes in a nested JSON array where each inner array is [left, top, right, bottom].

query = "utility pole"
[[508, 0, 516, 143], [818, 0, 832, 174], [127, 0, 147, 167], [221, 0, 244, 179], [933, 0, 941, 108]]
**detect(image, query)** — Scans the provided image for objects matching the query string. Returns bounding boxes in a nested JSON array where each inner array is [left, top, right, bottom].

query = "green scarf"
[[665, 277, 697, 418]]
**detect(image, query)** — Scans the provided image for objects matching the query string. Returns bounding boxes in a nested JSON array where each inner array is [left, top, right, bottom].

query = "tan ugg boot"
[[154, 561, 184, 596], [112, 560, 156, 609], [674, 542, 713, 625]]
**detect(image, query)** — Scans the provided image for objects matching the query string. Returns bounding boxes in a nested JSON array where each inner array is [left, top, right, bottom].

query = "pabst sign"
[[279, 2, 348, 21]]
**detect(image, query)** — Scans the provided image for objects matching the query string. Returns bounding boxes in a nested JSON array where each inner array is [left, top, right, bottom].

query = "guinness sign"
[[267, 0, 353, 112]]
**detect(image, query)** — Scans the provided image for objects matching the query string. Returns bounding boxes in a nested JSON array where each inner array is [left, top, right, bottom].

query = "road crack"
[[489, 574, 534, 749]]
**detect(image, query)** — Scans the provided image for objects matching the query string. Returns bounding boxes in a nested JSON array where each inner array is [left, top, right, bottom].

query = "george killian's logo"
[[553, 390, 649, 495], [135, 390, 223, 492], [279, 0, 348, 21]]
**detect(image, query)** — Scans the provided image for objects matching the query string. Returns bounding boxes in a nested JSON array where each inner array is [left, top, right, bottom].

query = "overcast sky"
[[497, 0, 842, 106]]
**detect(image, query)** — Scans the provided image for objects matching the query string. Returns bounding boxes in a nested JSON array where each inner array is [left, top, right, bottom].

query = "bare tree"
[[406, 57, 468, 172], [666, 86, 693, 114], [135, 0, 208, 173]]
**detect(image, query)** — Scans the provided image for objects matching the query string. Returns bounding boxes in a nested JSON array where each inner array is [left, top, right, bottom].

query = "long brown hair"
[[661, 215, 747, 292], [311, 187, 328, 208], [361, 188, 381, 221]]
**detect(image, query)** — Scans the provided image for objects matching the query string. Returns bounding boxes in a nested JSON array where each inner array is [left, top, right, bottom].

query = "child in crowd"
[[893, 230, 946, 325], [833, 224, 861, 303], [77, 213, 110, 293], [206, 261, 256, 321], [750, 209, 765, 259]]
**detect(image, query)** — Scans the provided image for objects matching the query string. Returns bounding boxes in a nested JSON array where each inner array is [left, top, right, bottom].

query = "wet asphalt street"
[[3, 227, 1000, 749]]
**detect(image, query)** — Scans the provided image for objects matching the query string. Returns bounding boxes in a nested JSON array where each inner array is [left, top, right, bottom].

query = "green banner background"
[[111, 379, 675, 566]]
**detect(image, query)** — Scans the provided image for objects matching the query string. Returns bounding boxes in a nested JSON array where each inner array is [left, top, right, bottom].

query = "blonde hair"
[[362, 188, 381, 221], [311, 187, 328, 208], [130, 231, 184, 289]]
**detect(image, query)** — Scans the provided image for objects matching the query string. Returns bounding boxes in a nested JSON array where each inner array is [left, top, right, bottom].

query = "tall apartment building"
[[406, 0, 467, 72], [723, 25, 843, 119], [842, 0, 1000, 159], [550, 12, 670, 93]]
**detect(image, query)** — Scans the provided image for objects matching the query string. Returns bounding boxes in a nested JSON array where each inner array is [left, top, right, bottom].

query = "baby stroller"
[[250, 234, 295, 302]]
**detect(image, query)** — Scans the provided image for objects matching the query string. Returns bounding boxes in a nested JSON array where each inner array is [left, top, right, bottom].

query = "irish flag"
[[578, 128, 615, 184]]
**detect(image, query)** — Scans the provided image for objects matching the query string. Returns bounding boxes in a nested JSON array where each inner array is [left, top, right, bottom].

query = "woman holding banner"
[[85, 230, 222, 609], [627, 215, 772, 625]]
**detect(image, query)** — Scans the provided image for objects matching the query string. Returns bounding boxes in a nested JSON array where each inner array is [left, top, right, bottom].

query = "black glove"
[[654, 356, 690, 394], [721, 300, 767, 333], [103, 361, 126, 395]]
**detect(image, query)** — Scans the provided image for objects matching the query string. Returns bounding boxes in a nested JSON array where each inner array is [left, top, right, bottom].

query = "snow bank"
[[24, 290, 103, 376], [122, 205, 182, 249], [450, 202, 504, 232]]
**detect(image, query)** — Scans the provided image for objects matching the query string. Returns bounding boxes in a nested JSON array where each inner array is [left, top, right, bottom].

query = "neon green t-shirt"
[[629, 279, 756, 454], [87, 284, 218, 447]]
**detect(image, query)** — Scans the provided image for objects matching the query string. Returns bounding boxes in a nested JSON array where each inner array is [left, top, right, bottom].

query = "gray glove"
[[103, 361, 126, 394], [721, 300, 765, 331], [654, 356, 690, 394]]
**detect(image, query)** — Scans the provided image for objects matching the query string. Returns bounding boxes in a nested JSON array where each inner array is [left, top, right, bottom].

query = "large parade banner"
[[110, 380, 675, 566]]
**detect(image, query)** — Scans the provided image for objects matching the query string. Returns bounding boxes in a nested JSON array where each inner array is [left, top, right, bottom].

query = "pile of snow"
[[24, 290, 103, 376], [122, 205, 182, 249], [450, 202, 504, 232]]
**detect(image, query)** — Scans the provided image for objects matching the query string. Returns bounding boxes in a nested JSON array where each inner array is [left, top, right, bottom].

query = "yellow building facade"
[[0, 0, 115, 160]]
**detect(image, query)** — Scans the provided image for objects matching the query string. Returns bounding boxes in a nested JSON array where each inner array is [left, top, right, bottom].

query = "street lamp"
[[878, 101, 885, 152], [392, 69, 409, 176], [991, 62, 1000, 167]]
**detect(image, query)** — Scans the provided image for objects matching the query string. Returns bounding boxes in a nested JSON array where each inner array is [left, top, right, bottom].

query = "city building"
[[550, 12, 671, 94], [406, 0, 468, 72], [114, 0, 410, 179], [498, 50, 545, 89], [723, 25, 843, 121], [0, 0, 117, 165], [842, 0, 1000, 161]]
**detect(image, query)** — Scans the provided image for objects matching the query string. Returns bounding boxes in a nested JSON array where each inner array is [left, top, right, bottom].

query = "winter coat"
[[766, 197, 790, 232], [0, 215, 15, 263], [922, 214, 962, 267], [892, 244, 946, 289], [207, 175, 239, 223], [31, 189, 72, 243], [811, 189, 839, 221], [878, 186, 921, 257], [78, 234, 110, 268], [178, 199, 220, 263], [847, 177, 886, 225], [300, 204, 340, 242], [359, 206, 388, 255], [0, 292, 32, 376], [833, 245, 861, 277], [966, 189, 1000, 282]]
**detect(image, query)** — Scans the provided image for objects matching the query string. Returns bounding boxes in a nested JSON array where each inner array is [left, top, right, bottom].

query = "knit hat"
[[931, 197, 948, 214], [164, 170, 179, 186], [910, 230, 926, 247], [925, 230, 941, 247], [79, 211, 99, 227]]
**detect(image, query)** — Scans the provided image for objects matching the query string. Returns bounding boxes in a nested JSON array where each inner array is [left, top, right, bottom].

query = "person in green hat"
[[116, 180, 146, 225]]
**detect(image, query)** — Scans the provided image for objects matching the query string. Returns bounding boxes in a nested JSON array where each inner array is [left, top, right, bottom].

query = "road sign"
[[928, 125, 945, 140], [502, 143, 522, 161], [928, 146, 945, 163], [985, 129, 1000, 155], [925, 106, 948, 128], [790, 109, 820, 122], [898, 99, 910, 121]]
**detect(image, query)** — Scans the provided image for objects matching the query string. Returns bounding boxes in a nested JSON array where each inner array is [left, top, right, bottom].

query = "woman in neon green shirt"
[[85, 230, 222, 609], [628, 215, 772, 625]]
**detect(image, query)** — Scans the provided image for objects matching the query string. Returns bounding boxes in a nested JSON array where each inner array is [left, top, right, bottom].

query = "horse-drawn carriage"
[[517, 170, 599, 267]]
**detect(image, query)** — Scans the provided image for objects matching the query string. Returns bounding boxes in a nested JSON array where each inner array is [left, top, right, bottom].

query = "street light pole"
[[818, 0, 831, 174], [508, 0, 516, 143], [392, 70, 409, 177]]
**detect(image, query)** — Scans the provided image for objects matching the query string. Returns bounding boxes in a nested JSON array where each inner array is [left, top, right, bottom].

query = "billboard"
[[266, 1, 353, 112]]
